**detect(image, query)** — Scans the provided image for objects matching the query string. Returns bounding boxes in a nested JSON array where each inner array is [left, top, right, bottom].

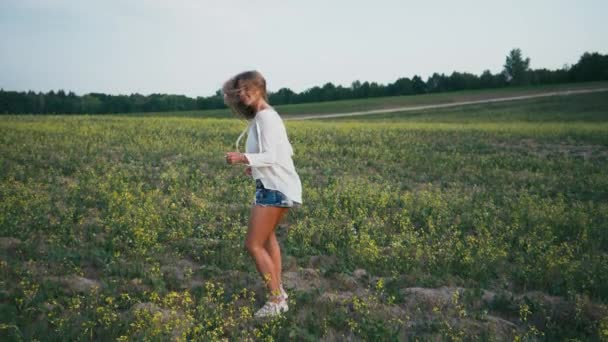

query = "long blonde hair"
[[222, 70, 268, 120]]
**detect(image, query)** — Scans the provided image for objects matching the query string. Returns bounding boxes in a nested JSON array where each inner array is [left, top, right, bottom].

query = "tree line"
[[1, 49, 607, 114]]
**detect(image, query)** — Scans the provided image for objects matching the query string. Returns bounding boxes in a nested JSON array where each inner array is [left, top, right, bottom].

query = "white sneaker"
[[254, 298, 288, 318], [280, 283, 288, 300]]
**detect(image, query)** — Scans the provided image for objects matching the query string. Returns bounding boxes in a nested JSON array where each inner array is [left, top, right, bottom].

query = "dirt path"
[[284, 87, 608, 121]]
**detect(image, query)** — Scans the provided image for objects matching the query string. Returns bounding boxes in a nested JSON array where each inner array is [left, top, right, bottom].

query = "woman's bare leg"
[[264, 208, 288, 288], [245, 205, 287, 302]]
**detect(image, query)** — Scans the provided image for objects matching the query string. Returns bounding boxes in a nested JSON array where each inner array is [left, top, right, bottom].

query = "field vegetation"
[[1, 91, 607, 340]]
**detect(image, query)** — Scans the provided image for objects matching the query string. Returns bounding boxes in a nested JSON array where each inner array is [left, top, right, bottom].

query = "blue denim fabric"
[[253, 179, 294, 208]]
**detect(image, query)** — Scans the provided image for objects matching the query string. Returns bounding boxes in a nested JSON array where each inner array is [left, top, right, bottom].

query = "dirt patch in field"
[[56, 175, 79, 188], [160, 153, 183, 165], [161, 259, 199, 289], [0, 237, 22, 251], [45, 275, 103, 293]]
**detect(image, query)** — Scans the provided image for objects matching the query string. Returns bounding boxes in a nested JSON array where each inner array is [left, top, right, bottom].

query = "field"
[[1, 90, 608, 340]]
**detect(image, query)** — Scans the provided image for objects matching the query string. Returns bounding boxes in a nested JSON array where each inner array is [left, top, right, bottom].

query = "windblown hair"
[[222, 70, 268, 120]]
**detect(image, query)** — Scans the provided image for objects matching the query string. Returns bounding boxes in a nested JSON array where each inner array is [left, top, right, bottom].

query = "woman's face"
[[236, 82, 257, 106]]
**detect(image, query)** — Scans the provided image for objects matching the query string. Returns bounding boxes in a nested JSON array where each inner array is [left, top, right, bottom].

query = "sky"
[[1, 0, 606, 98]]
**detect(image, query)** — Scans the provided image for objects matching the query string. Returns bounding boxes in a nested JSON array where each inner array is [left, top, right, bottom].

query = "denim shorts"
[[253, 179, 294, 208]]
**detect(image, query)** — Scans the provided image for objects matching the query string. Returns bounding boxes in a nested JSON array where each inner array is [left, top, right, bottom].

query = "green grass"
[[1, 91, 607, 340], [326, 91, 608, 123]]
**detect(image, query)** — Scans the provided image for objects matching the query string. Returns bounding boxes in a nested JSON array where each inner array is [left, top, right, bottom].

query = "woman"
[[223, 70, 303, 318]]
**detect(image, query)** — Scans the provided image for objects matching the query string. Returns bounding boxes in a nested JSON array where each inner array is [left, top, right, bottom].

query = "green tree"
[[412, 75, 426, 94], [503, 48, 531, 85], [569, 52, 608, 82], [321, 82, 337, 101]]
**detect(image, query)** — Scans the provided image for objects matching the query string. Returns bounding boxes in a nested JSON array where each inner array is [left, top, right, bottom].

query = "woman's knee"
[[244, 239, 263, 254]]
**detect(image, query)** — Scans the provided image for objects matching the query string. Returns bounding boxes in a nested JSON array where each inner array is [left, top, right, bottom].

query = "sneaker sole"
[[254, 304, 289, 318]]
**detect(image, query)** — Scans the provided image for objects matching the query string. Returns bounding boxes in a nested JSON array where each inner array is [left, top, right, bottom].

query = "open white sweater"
[[236, 107, 303, 204]]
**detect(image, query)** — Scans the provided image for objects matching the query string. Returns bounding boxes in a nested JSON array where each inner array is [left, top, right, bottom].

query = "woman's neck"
[[253, 99, 271, 113]]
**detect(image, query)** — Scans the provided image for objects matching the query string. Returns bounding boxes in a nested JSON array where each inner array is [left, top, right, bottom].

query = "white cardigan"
[[236, 107, 303, 204]]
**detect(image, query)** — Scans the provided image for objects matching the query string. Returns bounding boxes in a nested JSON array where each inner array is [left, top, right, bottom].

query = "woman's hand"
[[245, 167, 252, 176], [225, 152, 247, 165]]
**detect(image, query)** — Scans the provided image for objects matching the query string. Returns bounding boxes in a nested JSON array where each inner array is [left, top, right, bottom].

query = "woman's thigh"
[[246, 206, 288, 247]]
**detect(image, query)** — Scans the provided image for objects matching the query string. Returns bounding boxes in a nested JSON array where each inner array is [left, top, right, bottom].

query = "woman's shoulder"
[[255, 107, 282, 123], [256, 106, 279, 116]]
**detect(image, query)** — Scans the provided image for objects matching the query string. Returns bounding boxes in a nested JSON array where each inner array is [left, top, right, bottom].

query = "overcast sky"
[[1, 0, 606, 97]]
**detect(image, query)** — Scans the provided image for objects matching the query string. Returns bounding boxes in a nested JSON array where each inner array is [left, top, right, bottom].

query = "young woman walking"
[[223, 70, 303, 318]]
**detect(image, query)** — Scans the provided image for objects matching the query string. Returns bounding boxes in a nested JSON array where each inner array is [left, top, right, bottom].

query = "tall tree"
[[503, 48, 531, 85]]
